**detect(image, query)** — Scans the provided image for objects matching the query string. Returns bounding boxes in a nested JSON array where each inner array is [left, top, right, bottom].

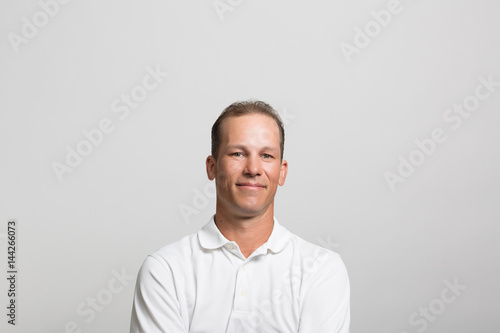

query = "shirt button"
[[240, 290, 246, 297], [227, 244, 234, 250], [241, 265, 247, 271]]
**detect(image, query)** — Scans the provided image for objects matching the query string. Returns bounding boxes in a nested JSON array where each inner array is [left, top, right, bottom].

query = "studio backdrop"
[[1, 0, 499, 332]]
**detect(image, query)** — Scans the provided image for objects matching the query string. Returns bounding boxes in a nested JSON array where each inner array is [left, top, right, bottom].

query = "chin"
[[235, 205, 264, 216], [239, 202, 273, 215]]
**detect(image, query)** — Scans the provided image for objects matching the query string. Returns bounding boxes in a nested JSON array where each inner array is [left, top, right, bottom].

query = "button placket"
[[233, 261, 251, 312]]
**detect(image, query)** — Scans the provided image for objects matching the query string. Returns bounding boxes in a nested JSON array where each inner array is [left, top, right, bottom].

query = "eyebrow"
[[226, 144, 279, 152]]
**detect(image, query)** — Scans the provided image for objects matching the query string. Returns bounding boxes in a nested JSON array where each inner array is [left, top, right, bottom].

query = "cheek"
[[266, 167, 282, 183], [217, 164, 236, 183], [216, 172, 231, 188], [219, 161, 241, 178]]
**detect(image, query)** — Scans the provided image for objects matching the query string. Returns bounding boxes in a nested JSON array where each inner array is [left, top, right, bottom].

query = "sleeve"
[[130, 255, 188, 333], [297, 254, 350, 333]]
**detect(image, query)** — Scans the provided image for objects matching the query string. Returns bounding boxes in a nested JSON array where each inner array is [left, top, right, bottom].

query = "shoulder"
[[287, 231, 347, 276], [142, 231, 199, 272]]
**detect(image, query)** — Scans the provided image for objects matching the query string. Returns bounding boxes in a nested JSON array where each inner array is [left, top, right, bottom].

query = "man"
[[130, 100, 350, 332]]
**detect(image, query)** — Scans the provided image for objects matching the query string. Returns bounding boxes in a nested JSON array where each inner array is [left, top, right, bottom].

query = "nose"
[[243, 154, 262, 177]]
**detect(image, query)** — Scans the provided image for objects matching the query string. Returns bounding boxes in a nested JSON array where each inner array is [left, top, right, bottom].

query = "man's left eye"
[[263, 154, 273, 159]]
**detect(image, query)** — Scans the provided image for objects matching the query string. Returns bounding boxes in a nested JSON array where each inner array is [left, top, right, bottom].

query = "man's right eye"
[[231, 152, 243, 157]]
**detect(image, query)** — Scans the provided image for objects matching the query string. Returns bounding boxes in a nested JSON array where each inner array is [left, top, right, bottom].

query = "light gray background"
[[1, 0, 499, 332]]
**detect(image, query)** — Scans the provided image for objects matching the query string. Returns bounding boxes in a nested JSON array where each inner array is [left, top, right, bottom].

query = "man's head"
[[206, 100, 288, 218], [211, 100, 285, 163]]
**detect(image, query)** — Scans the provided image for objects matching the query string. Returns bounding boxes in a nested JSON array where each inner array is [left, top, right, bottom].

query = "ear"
[[206, 155, 216, 180], [278, 159, 288, 186]]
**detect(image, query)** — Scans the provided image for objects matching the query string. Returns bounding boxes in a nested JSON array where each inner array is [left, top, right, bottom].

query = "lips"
[[236, 183, 266, 188]]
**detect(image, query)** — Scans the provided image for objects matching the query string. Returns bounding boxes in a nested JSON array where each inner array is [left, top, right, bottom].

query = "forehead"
[[220, 113, 280, 147]]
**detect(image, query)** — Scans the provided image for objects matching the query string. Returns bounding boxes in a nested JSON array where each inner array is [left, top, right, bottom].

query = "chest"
[[174, 252, 309, 332]]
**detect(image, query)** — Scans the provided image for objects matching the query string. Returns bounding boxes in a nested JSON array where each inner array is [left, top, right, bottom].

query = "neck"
[[214, 204, 275, 259]]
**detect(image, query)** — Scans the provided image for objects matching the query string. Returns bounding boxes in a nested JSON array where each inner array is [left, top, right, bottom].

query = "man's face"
[[206, 113, 288, 218]]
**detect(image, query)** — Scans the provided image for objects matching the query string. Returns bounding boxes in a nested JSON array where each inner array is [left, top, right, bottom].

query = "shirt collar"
[[198, 214, 290, 254]]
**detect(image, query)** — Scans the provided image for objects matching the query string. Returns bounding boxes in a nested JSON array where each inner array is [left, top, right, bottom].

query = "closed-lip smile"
[[236, 183, 266, 188]]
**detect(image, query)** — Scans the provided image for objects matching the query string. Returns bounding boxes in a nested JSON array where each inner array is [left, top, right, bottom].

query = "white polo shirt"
[[130, 215, 350, 333]]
